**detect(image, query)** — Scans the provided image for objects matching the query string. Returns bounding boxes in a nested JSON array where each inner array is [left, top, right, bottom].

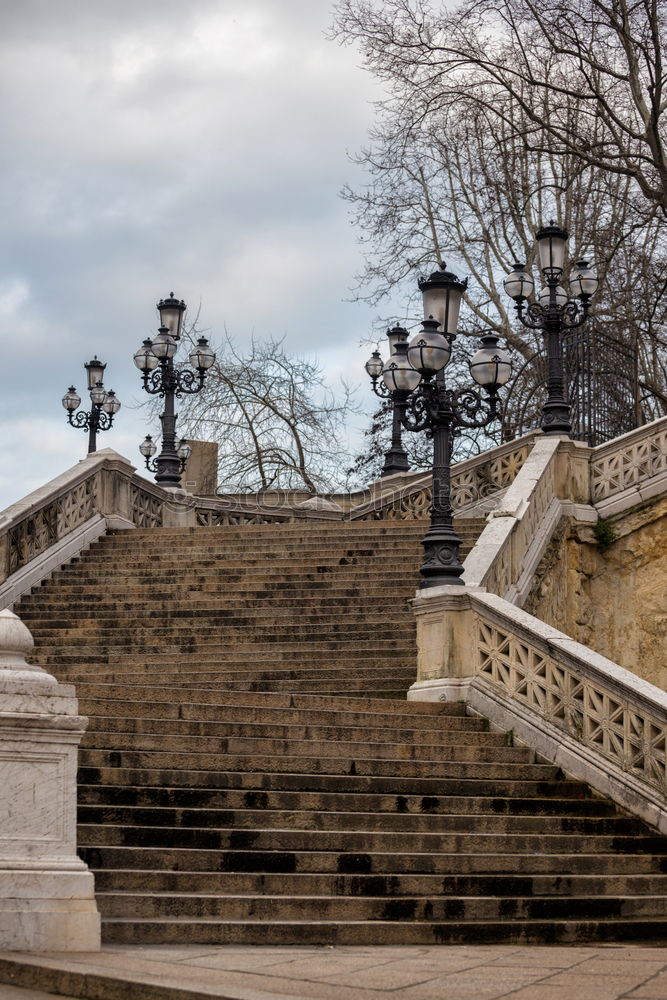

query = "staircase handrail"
[[462, 435, 582, 604], [467, 589, 667, 832], [193, 494, 343, 525], [0, 450, 166, 607], [590, 414, 667, 506], [348, 432, 539, 521]]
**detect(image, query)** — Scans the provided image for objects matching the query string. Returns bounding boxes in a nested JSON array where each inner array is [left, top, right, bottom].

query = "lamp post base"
[[541, 401, 571, 435], [419, 524, 465, 588], [381, 445, 410, 477]]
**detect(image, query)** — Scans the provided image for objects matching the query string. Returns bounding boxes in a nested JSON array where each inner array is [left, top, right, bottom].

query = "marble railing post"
[[408, 588, 477, 702], [0, 610, 100, 950]]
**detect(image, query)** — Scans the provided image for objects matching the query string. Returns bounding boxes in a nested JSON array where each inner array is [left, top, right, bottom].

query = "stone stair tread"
[[14, 515, 667, 946], [79, 845, 667, 874]]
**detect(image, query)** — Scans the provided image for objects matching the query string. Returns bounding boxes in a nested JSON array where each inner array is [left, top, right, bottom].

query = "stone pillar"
[[0, 610, 100, 950], [408, 587, 477, 702], [161, 490, 198, 527]]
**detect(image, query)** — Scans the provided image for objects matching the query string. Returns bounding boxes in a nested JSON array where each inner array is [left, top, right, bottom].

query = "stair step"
[[99, 916, 667, 945], [14, 514, 667, 947]]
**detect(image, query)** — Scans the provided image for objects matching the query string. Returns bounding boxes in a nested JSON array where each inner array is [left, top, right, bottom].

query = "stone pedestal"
[[0, 610, 100, 950], [407, 587, 477, 702]]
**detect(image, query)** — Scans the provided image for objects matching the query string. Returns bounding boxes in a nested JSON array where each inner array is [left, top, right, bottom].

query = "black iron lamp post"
[[140, 434, 191, 475], [381, 263, 512, 588], [364, 325, 411, 476], [62, 356, 121, 454], [504, 223, 598, 435], [134, 294, 215, 489]]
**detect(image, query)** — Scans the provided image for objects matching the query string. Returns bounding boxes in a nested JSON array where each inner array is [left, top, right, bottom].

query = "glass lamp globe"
[[470, 334, 512, 388], [407, 319, 451, 374], [62, 387, 81, 412], [364, 350, 384, 380], [102, 390, 121, 414], [570, 260, 598, 299], [386, 324, 408, 355], [536, 222, 569, 273], [140, 435, 157, 458], [189, 337, 216, 370], [134, 340, 159, 372], [418, 262, 467, 334], [90, 382, 107, 406], [157, 293, 186, 340], [84, 356, 106, 390], [177, 438, 192, 461], [151, 328, 177, 360], [382, 342, 421, 393], [539, 284, 568, 308], [503, 263, 535, 302]]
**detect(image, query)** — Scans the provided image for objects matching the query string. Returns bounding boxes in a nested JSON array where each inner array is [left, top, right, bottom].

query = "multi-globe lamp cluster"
[[365, 263, 512, 588], [133, 294, 216, 489]]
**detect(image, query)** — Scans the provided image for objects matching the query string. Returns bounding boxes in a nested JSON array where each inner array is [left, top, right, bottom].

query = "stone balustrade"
[[590, 415, 667, 516], [410, 585, 667, 833], [348, 433, 537, 521]]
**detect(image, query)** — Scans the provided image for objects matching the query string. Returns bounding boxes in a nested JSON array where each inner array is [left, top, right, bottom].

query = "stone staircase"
[[15, 518, 667, 944]]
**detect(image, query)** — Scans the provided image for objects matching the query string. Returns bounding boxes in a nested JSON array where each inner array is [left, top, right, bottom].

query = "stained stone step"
[[45, 570, 421, 588], [34, 635, 416, 655], [38, 649, 415, 667], [77, 823, 664, 854], [15, 515, 667, 946], [77, 768, 576, 798], [93, 870, 665, 897], [66, 676, 417, 696], [77, 750, 552, 780], [77, 805, 643, 836], [78, 845, 667, 876], [29, 612, 406, 633], [98, 915, 667, 946], [82, 717, 504, 745], [79, 734, 528, 765], [76, 700, 488, 729], [95, 891, 667, 921], [20, 593, 419, 611], [73, 688, 459, 714], [78, 784, 614, 816]]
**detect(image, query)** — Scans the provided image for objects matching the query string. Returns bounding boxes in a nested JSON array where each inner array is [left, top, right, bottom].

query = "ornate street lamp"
[[134, 293, 215, 489], [381, 263, 511, 588], [364, 325, 411, 476], [504, 222, 598, 435], [62, 356, 121, 454], [140, 435, 191, 476]]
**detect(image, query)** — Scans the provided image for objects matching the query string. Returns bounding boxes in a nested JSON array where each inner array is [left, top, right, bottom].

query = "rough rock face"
[[525, 498, 667, 688]]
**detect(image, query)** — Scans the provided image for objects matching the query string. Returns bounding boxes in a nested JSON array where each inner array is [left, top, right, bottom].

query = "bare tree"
[[168, 332, 358, 495], [333, 0, 667, 215], [333, 1, 667, 440]]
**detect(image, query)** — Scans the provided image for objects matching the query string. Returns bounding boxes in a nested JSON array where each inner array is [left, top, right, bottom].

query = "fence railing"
[[590, 415, 667, 505], [0, 450, 346, 606], [462, 436, 566, 603], [0, 451, 166, 607], [194, 497, 342, 526], [348, 434, 537, 521], [469, 591, 667, 832]]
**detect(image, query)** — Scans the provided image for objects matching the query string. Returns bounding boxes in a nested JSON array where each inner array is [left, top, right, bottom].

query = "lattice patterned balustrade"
[[196, 509, 296, 527], [8, 474, 98, 575], [130, 484, 163, 529], [476, 613, 667, 796], [591, 417, 667, 503], [351, 436, 535, 521]]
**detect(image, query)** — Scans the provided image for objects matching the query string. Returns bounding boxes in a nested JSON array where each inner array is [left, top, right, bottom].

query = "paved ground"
[[4, 944, 667, 999]]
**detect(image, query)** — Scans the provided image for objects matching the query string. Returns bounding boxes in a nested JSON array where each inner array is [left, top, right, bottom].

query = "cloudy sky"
[[0, 0, 398, 510]]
